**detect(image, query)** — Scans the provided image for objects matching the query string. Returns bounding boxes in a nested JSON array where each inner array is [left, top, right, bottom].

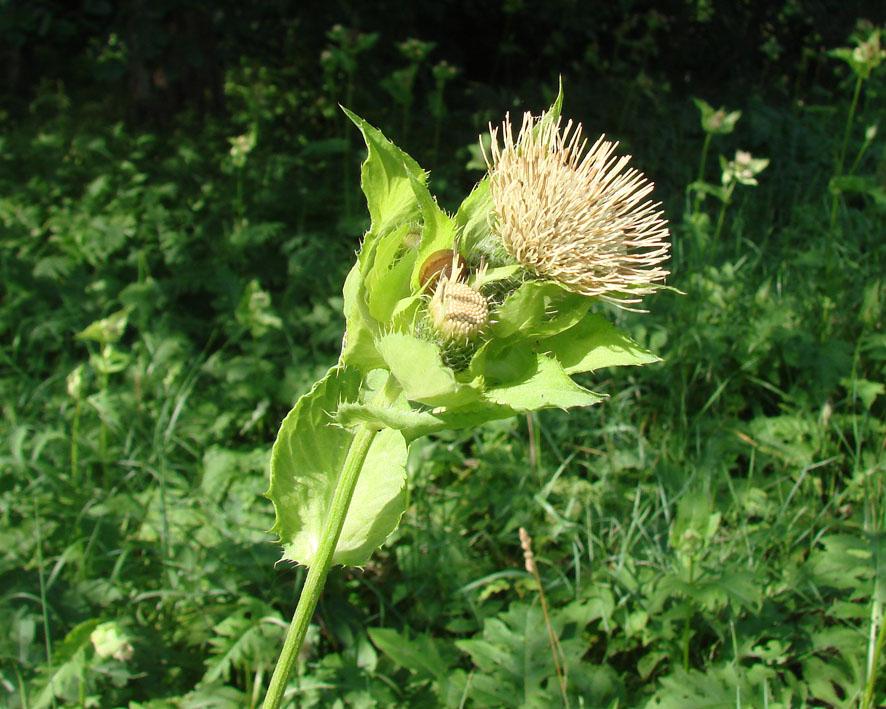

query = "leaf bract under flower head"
[[485, 112, 670, 304]]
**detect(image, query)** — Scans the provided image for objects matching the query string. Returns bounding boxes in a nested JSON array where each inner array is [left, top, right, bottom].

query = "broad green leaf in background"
[[32, 619, 103, 709], [455, 601, 621, 708], [267, 366, 408, 567], [369, 627, 471, 707]]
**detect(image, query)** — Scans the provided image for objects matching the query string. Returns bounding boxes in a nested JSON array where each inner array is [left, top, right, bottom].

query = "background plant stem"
[[827, 73, 863, 246]]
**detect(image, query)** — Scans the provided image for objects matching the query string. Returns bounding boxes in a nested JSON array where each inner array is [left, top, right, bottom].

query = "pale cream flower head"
[[484, 111, 670, 304]]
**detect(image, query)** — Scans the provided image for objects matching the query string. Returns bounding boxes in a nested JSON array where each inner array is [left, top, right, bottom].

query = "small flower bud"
[[428, 279, 488, 341], [67, 364, 84, 399]]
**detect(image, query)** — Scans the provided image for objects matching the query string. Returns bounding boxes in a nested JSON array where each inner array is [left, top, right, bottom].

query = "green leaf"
[[483, 339, 538, 386], [235, 279, 282, 337], [545, 313, 660, 375], [485, 353, 604, 411], [829, 175, 886, 207], [455, 178, 494, 255], [336, 399, 516, 441], [692, 97, 741, 134], [341, 261, 385, 372], [343, 108, 425, 242], [204, 599, 283, 684], [841, 376, 884, 410], [267, 366, 408, 567], [368, 627, 451, 681], [32, 619, 101, 709], [491, 280, 589, 340], [74, 306, 132, 344], [366, 223, 418, 323], [687, 179, 730, 203], [409, 170, 456, 290], [376, 332, 481, 408]]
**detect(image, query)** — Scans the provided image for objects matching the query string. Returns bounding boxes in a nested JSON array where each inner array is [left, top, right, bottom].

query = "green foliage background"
[[1, 2, 885, 707]]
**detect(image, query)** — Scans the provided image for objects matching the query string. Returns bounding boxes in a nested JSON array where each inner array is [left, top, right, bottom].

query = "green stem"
[[828, 73, 864, 245], [863, 601, 886, 709], [262, 375, 398, 709], [236, 172, 245, 218], [430, 86, 444, 168], [34, 502, 53, 682], [682, 558, 695, 670], [100, 370, 109, 487], [713, 200, 728, 245], [71, 400, 80, 485], [693, 133, 712, 214], [707, 185, 732, 265]]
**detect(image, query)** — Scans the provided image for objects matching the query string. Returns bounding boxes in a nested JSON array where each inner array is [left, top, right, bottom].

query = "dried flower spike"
[[485, 111, 670, 304]]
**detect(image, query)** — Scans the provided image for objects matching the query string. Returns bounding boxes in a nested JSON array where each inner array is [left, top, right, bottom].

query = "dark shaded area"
[[3, 0, 883, 121]]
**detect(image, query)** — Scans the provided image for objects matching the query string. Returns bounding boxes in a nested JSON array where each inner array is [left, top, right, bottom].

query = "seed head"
[[484, 111, 670, 304]]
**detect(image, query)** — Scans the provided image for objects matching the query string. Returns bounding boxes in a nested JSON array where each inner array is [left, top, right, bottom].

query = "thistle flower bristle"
[[484, 111, 670, 304]]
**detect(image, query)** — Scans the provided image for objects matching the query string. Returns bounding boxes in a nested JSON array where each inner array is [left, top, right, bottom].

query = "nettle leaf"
[[267, 366, 408, 567], [456, 604, 558, 706], [545, 312, 660, 374], [203, 598, 283, 685], [647, 663, 799, 709]]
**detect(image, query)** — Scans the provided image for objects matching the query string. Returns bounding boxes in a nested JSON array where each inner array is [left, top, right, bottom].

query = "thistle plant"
[[690, 97, 741, 215], [827, 23, 885, 243], [713, 149, 769, 255], [687, 102, 768, 264], [261, 86, 671, 707]]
